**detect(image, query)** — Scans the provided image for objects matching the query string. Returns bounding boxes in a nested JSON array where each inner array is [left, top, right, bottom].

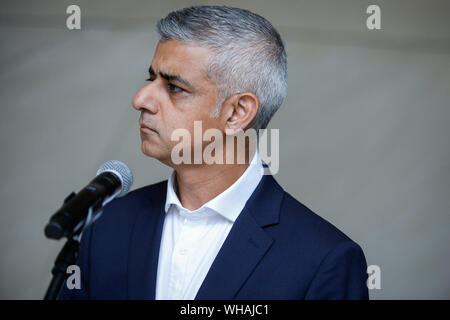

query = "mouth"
[[139, 123, 158, 135]]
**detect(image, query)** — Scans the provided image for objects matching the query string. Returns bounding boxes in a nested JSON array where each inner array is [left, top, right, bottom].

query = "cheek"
[[165, 110, 195, 134], [163, 117, 198, 153], [163, 93, 219, 142]]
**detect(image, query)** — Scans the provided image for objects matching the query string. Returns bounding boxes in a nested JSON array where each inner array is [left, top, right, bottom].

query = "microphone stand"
[[43, 235, 80, 300], [43, 191, 97, 300]]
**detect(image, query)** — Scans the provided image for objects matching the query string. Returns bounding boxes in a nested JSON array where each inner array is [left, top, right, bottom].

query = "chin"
[[141, 141, 170, 163], [141, 142, 158, 157]]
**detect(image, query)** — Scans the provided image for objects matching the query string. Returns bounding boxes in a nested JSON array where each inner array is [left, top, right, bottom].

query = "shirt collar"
[[164, 149, 264, 222]]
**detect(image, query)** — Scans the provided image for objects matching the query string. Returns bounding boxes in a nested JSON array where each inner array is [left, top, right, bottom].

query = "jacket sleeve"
[[304, 241, 369, 300], [57, 223, 94, 300]]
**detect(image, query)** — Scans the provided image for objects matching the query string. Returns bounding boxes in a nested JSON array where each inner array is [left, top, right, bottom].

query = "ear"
[[223, 93, 259, 134]]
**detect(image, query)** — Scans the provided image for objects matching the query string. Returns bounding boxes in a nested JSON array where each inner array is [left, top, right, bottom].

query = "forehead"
[[151, 40, 212, 83]]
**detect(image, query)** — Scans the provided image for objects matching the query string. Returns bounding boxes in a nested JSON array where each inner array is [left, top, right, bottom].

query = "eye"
[[167, 83, 183, 93]]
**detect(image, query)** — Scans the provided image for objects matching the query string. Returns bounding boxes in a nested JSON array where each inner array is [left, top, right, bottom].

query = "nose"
[[132, 83, 159, 114]]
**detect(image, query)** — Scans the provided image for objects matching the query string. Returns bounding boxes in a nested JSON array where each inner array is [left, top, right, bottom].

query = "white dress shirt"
[[155, 150, 264, 300]]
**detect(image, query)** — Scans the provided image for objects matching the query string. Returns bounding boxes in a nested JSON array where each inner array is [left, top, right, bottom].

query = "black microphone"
[[44, 160, 134, 240]]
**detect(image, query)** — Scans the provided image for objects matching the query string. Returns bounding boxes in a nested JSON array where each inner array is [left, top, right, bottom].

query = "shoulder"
[[119, 180, 168, 204], [107, 179, 167, 211], [90, 179, 168, 232], [274, 186, 363, 257]]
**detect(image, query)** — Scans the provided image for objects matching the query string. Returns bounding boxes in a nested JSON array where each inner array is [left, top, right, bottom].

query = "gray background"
[[1, 0, 449, 299]]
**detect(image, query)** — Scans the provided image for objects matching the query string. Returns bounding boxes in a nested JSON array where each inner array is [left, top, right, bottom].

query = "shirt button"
[[179, 248, 187, 255]]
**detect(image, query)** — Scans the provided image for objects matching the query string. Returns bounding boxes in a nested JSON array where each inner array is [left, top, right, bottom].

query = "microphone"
[[44, 160, 134, 240]]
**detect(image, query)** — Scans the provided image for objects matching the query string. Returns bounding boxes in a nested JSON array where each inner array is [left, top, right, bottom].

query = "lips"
[[139, 122, 158, 134]]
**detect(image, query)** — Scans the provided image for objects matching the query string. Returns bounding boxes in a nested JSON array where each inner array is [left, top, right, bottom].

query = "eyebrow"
[[149, 66, 193, 91]]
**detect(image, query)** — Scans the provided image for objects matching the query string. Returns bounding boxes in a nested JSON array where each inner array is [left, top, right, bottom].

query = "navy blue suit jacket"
[[58, 174, 369, 300]]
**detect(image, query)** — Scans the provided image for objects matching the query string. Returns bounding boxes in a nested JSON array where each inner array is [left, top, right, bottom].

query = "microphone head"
[[97, 160, 134, 197]]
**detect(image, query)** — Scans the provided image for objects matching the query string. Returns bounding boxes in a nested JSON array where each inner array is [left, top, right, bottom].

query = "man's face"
[[132, 40, 221, 166]]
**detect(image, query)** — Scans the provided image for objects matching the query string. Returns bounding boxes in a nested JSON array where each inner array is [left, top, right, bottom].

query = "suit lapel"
[[195, 175, 284, 299], [127, 182, 167, 299]]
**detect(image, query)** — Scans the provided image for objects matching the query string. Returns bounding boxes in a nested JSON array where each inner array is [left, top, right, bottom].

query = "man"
[[59, 6, 369, 300]]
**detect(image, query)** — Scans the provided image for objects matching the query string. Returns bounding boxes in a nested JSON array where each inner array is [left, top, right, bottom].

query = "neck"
[[173, 145, 255, 211]]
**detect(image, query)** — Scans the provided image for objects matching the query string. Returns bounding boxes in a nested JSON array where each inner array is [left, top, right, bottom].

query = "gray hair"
[[156, 5, 287, 130]]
